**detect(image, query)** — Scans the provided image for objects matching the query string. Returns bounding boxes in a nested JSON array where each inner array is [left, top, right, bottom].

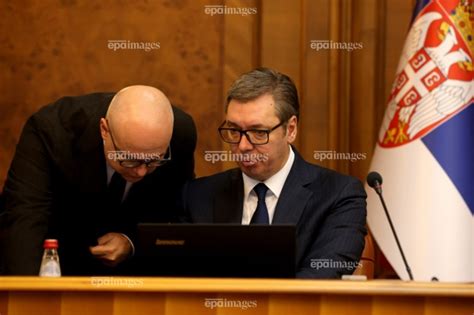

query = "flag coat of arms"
[[367, 0, 473, 281]]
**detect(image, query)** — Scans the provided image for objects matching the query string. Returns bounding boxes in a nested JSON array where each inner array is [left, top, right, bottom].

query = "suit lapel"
[[272, 152, 314, 225], [75, 144, 108, 195], [70, 102, 109, 197], [213, 169, 244, 223]]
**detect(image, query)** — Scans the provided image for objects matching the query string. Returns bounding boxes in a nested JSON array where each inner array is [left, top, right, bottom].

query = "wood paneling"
[[0, 0, 224, 188], [0, 0, 415, 277], [0, 278, 472, 315], [113, 292, 166, 315], [300, 0, 331, 165], [220, 0, 260, 170], [259, 0, 302, 151], [7, 292, 61, 315], [0, 0, 414, 184], [350, 0, 380, 179]]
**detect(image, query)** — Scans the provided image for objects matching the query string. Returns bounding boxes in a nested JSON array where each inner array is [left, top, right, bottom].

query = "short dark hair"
[[226, 68, 299, 122]]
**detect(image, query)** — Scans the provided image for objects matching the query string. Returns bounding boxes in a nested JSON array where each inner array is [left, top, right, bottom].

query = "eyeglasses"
[[218, 121, 284, 145], [106, 119, 172, 168]]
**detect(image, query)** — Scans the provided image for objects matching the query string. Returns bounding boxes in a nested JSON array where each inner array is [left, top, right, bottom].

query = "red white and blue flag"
[[367, 0, 473, 281]]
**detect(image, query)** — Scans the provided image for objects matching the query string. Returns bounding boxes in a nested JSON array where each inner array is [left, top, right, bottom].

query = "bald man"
[[1, 87, 196, 275]]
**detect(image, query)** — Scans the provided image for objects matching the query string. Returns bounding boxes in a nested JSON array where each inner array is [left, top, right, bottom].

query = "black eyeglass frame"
[[106, 119, 171, 168], [218, 120, 285, 145]]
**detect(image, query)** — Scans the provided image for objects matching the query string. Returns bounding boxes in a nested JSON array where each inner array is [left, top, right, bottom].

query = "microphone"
[[367, 171, 383, 194], [367, 171, 414, 280]]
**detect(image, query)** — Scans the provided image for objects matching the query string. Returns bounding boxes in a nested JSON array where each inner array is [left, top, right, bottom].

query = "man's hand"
[[89, 233, 132, 267]]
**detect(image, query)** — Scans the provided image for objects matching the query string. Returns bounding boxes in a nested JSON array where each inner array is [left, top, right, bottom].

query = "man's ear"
[[99, 118, 108, 140], [286, 115, 298, 143]]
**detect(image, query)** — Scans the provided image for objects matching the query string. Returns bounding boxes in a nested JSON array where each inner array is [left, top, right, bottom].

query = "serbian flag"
[[367, 0, 473, 282]]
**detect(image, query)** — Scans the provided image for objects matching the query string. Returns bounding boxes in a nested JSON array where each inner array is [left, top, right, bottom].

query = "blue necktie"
[[250, 183, 269, 224]]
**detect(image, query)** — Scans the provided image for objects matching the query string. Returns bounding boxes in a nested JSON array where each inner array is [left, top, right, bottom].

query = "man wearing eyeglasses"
[[181, 68, 367, 278], [1, 85, 196, 275]]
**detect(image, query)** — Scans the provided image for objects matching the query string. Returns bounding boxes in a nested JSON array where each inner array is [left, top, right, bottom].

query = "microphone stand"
[[374, 184, 414, 280]]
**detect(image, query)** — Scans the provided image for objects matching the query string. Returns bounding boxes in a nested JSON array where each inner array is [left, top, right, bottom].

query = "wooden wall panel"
[[61, 292, 113, 315], [371, 296, 425, 315], [7, 292, 61, 315], [223, 0, 260, 90], [0, 0, 415, 278], [350, 0, 382, 180], [327, 0, 351, 173], [320, 295, 373, 315], [260, 0, 302, 150], [0, 0, 414, 185], [268, 294, 318, 315], [113, 292, 166, 315], [299, 0, 331, 167], [0, 0, 224, 190], [220, 0, 259, 170]]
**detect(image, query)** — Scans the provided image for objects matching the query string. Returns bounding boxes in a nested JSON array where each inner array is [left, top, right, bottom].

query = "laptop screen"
[[135, 223, 296, 278]]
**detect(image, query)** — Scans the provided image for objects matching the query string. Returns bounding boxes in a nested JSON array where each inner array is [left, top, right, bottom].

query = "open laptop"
[[135, 223, 296, 278]]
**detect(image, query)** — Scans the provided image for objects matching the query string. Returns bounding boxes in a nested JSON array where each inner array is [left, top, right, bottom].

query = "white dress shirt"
[[241, 146, 295, 224]]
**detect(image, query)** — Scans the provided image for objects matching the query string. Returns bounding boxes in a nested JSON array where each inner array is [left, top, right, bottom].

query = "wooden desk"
[[0, 277, 472, 315]]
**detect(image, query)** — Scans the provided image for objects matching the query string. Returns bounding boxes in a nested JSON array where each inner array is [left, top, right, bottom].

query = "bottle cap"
[[43, 239, 58, 249]]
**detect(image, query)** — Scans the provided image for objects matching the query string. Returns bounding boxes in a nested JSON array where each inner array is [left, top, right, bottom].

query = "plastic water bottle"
[[39, 239, 61, 277]]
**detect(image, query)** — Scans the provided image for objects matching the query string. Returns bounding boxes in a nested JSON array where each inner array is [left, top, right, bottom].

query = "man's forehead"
[[111, 135, 168, 154], [226, 120, 266, 128]]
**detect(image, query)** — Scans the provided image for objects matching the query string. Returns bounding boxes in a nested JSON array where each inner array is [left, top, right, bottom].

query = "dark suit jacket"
[[1, 92, 196, 275], [181, 150, 367, 278]]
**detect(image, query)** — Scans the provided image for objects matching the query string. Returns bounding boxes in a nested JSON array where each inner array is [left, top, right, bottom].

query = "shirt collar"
[[242, 146, 295, 199], [106, 164, 134, 201], [106, 163, 114, 184]]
